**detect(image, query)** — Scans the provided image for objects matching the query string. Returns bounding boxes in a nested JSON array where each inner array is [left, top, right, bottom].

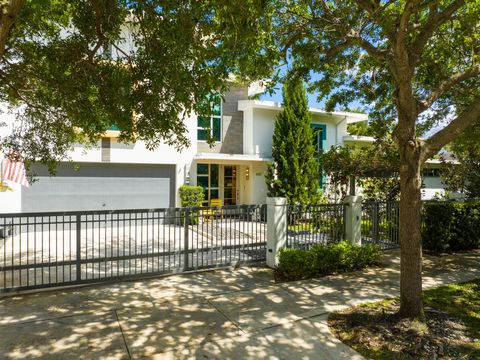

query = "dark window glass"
[[210, 164, 219, 187], [210, 189, 219, 199], [224, 165, 233, 177], [197, 116, 210, 128], [224, 188, 233, 199], [197, 164, 209, 175], [197, 129, 208, 141], [212, 117, 221, 141], [197, 176, 209, 188], [212, 96, 222, 116]]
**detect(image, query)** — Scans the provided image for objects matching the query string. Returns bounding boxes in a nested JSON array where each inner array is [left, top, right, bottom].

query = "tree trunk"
[[398, 142, 425, 319]]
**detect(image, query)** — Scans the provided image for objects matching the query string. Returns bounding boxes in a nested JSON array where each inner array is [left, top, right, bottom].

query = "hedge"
[[422, 201, 480, 254], [179, 185, 204, 224], [179, 185, 204, 207], [276, 241, 382, 281]]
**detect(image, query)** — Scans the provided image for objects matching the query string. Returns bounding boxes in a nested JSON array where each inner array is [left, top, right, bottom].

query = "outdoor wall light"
[[245, 167, 250, 180]]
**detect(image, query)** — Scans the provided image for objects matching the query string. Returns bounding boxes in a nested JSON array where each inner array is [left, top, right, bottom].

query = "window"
[[108, 123, 121, 131], [223, 166, 237, 205], [197, 164, 219, 205], [311, 124, 326, 152], [197, 94, 222, 142], [311, 124, 327, 188], [423, 168, 440, 177]]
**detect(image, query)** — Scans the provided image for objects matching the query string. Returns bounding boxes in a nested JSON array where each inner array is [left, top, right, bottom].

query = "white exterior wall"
[[248, 109, 342, 158], [0, 181, 21, 213], [249, 109, 275, 157], [0, 109, 22, 213], [422, 176, 446, 200], [65, 113, 198, 207]]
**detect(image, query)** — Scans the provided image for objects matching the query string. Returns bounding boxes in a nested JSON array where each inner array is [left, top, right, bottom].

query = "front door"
[[223, 165, 237, 205], [196, 164, 237, 206]]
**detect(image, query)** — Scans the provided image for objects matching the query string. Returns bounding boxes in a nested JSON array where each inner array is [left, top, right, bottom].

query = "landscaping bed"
[[329, 279, 480, 359], [275, 241, 382, 281]]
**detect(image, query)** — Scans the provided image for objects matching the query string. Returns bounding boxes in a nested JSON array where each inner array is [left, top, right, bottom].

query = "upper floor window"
[[311, 123, 327, 189], [423, 168, 440, 177], [311, 124, 326, 153], [197, 94, 222, 142]]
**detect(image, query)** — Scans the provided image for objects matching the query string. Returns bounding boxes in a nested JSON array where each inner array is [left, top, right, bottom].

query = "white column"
[[242, 107, 254, 155], [344, 195, 362, 245], [266, 197, 287, 268]]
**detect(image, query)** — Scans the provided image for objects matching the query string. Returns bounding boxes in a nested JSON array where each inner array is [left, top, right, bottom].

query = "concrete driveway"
[[0, 250, 479, 359]]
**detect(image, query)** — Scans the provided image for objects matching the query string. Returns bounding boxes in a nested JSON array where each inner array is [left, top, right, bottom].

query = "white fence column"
[[266, 197, 287, 268], [344, 195, 362, 245]]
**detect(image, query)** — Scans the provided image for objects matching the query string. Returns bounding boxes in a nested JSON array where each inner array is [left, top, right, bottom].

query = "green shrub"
[[276, 241, 382, 281], [422, 201, 480, 254], [276, 248, 316, 280], [422, 201, 456, 253], [179, 185, 204, 225], [179, 185, 204, 207]]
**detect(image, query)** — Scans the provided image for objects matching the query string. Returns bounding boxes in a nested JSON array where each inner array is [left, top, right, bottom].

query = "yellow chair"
[[203, 198, 223, 222], [210, 198, 223, 207]]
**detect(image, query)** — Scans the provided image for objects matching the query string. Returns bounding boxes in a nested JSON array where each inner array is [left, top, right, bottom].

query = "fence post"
[[76, 214, 81, 281], [344, 196, 362, 245], [372, 202, 379, 244], [266, 197, 287, 268], [184, 208, 189, 271]]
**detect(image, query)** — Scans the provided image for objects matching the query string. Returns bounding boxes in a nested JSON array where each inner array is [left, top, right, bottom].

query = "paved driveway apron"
[[0, 250, 479, 359]]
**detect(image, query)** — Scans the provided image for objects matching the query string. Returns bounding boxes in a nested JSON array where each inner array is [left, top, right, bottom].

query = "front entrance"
[[196, 164, 238, 206]]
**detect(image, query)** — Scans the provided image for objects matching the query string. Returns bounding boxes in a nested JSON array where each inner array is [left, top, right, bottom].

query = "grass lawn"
[[329, 279, 480, 359]]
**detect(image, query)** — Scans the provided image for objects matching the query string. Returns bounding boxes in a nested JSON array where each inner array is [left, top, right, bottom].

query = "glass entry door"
[[223, 165, 237, 205]]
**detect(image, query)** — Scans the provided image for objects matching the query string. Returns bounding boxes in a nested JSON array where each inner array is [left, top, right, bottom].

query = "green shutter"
[[311, 124, 327, 189]]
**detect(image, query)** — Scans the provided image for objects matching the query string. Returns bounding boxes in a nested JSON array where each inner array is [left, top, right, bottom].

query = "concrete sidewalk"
[[0, 250, 479, 359]]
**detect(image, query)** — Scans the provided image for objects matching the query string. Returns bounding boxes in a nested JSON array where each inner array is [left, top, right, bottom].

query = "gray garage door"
[[22, 163, 175, 212]]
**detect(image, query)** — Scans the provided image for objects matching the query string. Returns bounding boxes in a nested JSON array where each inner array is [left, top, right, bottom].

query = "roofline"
[[342, 135, 375, 143], [426, 158, 459, 165], [194, 153, 271, 163], [238, 100, 368, 123]]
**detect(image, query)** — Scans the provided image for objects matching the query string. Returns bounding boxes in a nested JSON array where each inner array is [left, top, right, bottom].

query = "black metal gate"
[[361, 201, 399, 249], [0, 205, 266, 293], [286, 203, 347, 250]]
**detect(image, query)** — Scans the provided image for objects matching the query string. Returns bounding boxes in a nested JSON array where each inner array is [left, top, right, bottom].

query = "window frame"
[[196, 163, 220, 206], [197, 96, 222, 143], [311, 123, 327, 189]]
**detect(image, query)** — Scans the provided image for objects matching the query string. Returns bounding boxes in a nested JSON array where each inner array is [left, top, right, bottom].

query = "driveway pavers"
[[0, 250, 479, 359]]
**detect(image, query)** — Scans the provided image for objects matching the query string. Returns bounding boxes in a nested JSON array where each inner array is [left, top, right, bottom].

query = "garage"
[[21, 162, 175, 212]]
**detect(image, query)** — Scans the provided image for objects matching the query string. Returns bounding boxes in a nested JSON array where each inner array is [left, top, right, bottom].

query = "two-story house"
[[0, 83, 368, 213]]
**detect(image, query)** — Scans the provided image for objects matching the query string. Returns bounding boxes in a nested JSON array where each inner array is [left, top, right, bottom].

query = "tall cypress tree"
[[265, 76, 319, 204]]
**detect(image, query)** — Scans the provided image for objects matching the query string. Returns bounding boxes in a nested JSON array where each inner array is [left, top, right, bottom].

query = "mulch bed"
[[328, 300, 478, 359]]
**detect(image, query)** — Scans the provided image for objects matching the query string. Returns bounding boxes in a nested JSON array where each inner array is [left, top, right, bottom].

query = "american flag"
[[2, 158, 29, 187]]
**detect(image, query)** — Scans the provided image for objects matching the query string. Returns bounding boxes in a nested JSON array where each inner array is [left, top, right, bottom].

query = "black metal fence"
[[286, 203, 346, 250], [0, 205, 266, 293], [361, 201, 399, 249]]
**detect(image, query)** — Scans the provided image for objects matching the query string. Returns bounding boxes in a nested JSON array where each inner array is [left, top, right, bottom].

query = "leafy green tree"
[[270, 1, 480, 319], [265, 76, 320, 204], [359, 177, 401, 201], [319, 140, 399, 200], [0, 1, 276, 170], [441, 123, 480, 198], [347, 121, 375, 137]]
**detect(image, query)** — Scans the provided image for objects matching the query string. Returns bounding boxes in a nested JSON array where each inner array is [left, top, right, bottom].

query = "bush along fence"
[[422, 200, 480, 254]]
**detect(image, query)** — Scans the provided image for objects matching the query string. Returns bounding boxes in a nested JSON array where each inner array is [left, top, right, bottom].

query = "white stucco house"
[[0, 82, 377, 213]]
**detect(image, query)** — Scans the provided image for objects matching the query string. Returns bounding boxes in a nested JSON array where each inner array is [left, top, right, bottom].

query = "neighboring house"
[[0, 83, 368, 213], [342, 134, 456, 200]]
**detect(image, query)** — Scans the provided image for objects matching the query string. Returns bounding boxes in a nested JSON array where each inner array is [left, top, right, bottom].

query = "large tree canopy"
[[1, 0, 479, 319], [268, 0, 480, 319], [0, 0, 277, 168], [441, 122, 480, 198]]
